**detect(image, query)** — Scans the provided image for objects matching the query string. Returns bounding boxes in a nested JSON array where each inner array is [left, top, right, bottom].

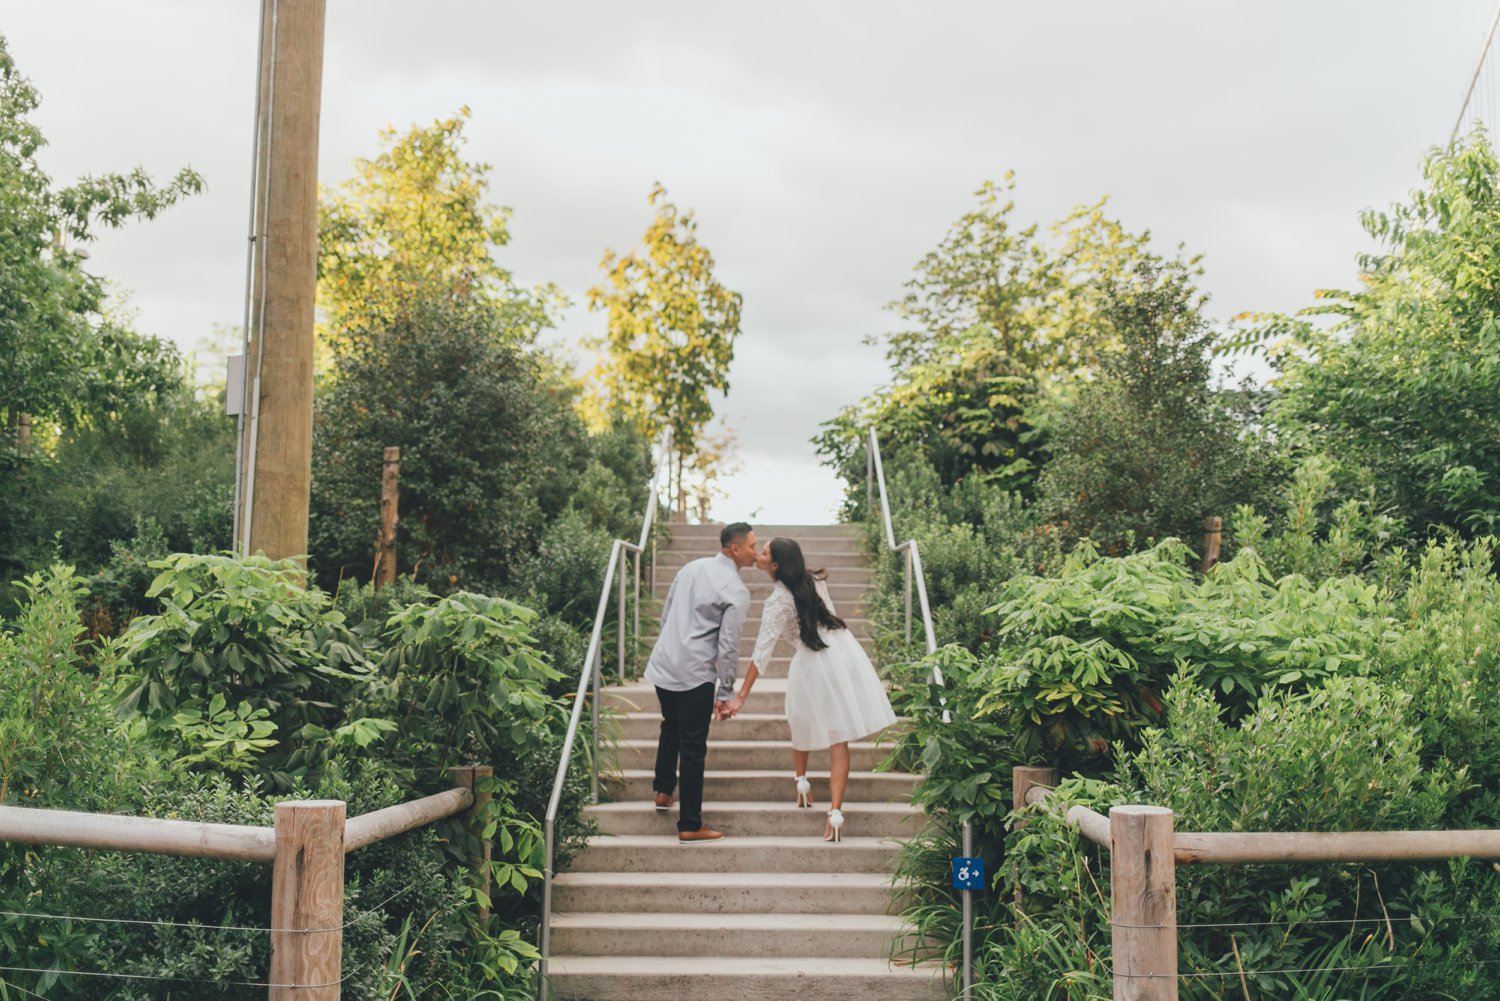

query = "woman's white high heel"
[[825, 808, 844, 843], [795, 774, 812, 808]]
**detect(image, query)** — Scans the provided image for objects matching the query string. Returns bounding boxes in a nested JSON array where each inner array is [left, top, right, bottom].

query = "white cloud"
[[3, 1, 1494, 524]]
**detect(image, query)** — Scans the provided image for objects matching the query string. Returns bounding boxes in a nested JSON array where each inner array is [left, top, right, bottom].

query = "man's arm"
[[714, 589, 748, 703]]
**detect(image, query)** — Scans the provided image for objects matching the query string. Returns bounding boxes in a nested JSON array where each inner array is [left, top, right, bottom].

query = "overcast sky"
[[5, 2, 1496, 522]]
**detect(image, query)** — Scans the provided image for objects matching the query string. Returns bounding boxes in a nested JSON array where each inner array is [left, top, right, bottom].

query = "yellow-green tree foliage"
[[818, 173, 1177, 494], [585, 183, 742, 500], [316, 107, 557, 355]]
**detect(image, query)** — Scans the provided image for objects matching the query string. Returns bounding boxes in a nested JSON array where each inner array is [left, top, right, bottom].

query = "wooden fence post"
[[448, 765, 494, 923], [270, 800, 346, 1001], [1201, 516, 1222, 573], [16, 413, 29, 449], [1110, 805, 1177, 1001], [374, 446, 400, 587], [1012, 766, 1059, 915]]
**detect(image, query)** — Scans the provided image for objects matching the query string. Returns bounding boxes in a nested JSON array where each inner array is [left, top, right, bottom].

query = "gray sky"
[[5, 2, 1495, 521]]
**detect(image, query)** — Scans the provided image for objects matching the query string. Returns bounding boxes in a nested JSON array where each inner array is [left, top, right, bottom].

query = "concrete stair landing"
[[546, 522, 948, 1001]]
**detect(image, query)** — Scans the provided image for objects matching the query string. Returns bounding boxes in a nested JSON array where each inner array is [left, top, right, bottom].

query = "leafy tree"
[[818, 174, 1166, 501], [885, 174, 1151, 376], [1036, 258, 1280, 551], [317, 108, 559, 355], [0, 33, 202, 429], [585, 183, 743, 512], [310, 297, 586, 594], [1255, 133, 1500, 537]]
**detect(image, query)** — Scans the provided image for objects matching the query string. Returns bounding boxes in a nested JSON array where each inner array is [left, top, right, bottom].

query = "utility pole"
[[237, 0, 326, 565]]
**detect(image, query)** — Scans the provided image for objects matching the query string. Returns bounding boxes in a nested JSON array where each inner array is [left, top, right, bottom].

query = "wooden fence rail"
[[0, 766, 489, 1001], [1014, 766, 1500, 1001]]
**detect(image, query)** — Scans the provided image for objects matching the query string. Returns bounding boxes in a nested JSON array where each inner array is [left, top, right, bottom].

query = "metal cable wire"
[[0, 893, 437, 993], [0, 876, 423, 938], [1111, 912, 1459, 931], [0, 977, 52, 1001]]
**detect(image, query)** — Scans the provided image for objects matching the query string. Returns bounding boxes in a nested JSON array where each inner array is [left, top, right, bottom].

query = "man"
[[644, 521, 756, 844]]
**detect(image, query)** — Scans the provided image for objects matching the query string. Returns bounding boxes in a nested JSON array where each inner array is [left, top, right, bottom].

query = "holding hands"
[[713, 695, 745, 721]]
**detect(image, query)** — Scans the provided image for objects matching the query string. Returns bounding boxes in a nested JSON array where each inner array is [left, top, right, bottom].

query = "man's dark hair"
[[720, 522, 753, 548]]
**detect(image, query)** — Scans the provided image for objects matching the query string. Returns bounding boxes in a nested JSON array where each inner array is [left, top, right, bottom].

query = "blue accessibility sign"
[[951, 856, 986, 891]]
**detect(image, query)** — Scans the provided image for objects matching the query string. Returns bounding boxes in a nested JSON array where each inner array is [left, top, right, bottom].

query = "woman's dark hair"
[[769, 537, 846, 651]]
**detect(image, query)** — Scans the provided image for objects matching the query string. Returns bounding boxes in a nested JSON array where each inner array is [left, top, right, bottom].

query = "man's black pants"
[[653, 682, 714, 833]]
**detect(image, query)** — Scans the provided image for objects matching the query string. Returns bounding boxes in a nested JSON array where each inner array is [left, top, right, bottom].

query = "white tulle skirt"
[[785, 627, 897, 751]]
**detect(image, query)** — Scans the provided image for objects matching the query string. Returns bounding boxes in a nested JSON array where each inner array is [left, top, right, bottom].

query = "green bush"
[[308, 298, 588, 596], [1267, 134, 1500, 539], [1036, 259, 1282, 553], [0, 554, 590, 998], [114, 553, 373, 787], [0, 565, 141, 809], [0, 390, 234, 618]]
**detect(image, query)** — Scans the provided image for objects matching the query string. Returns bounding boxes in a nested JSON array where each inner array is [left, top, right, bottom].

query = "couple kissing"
[[643, 522, 896, 844]]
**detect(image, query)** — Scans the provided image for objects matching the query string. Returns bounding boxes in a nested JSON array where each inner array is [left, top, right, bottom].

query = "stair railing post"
[[617, 546, 627, 684], [269, 800, 345, 1001], [962, 819, 974, 998], [1110, 805, 1178, 1001], [633, 549, 641, 673], [903, 545, 913, 646], [590, 637, 602, 806], [537, 814, 555, 1001], [865, 441, 874, 518]]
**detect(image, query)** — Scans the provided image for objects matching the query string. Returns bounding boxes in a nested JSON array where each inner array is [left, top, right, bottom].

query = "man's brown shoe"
[[677, 825, 724, 844], [654, 792, 673, 812]]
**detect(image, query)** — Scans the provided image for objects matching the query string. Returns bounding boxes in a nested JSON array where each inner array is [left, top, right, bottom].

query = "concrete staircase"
[[547, 524, 948, 1000]]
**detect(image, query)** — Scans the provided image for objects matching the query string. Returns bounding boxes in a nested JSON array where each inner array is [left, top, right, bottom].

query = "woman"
[[721, 537, 896, 841]]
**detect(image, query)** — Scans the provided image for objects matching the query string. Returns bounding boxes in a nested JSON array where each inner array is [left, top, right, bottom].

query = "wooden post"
[[373, 446, 400, 587], [16, 413, 29, 449], [237, 0, 326, 565], [270, 800, 345, 1001], [1200, 516, 1222, 573], [1012, 766, 1059, 915], [1110, 805, 1177, 1001], [1012, 766, 1059, 830], [447, 765, 494, 923]]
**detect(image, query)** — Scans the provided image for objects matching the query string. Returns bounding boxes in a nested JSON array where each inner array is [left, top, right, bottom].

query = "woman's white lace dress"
[[751, 579, 896, 751]]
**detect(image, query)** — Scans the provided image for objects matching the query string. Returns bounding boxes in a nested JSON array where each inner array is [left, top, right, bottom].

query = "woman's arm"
[[723, 661, 759, 718]]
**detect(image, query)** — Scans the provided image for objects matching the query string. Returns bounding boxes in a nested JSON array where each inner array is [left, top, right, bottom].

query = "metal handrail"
[[537, 427, 671, 1000], [865, 426, 972, 999]]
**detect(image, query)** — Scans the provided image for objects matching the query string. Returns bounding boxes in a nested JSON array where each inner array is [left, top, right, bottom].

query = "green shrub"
[[1227, 455, 1407, 584], [0, 565, 139, 808], [1385, 538, 1500, 826], [1035, 259, 1282, 553], [114, 553, 373, 787]]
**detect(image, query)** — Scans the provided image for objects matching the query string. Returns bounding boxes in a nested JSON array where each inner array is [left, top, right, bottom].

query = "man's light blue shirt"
[[644, 552, 750, 701]]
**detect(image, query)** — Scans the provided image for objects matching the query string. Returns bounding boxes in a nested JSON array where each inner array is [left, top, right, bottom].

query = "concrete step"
[[649, 577, 874, 607], [550, 870, 898, 915], [731, 634, 877, 661], [617, 738, 887, 771], [547, 954, 949, 1001], [606, 678, 887, 716], [648, 576, 874, 603], [660, 523, 863, 541], [587, 800, 924, 838], [617, 650, 875, 681], [613, 711, 912, 748], [549, 911, 912, 958], [568, 834, 901, 874], [617, 711, 792, 741], [658, 551, 870, 571], [607, 769, 916, 804]]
